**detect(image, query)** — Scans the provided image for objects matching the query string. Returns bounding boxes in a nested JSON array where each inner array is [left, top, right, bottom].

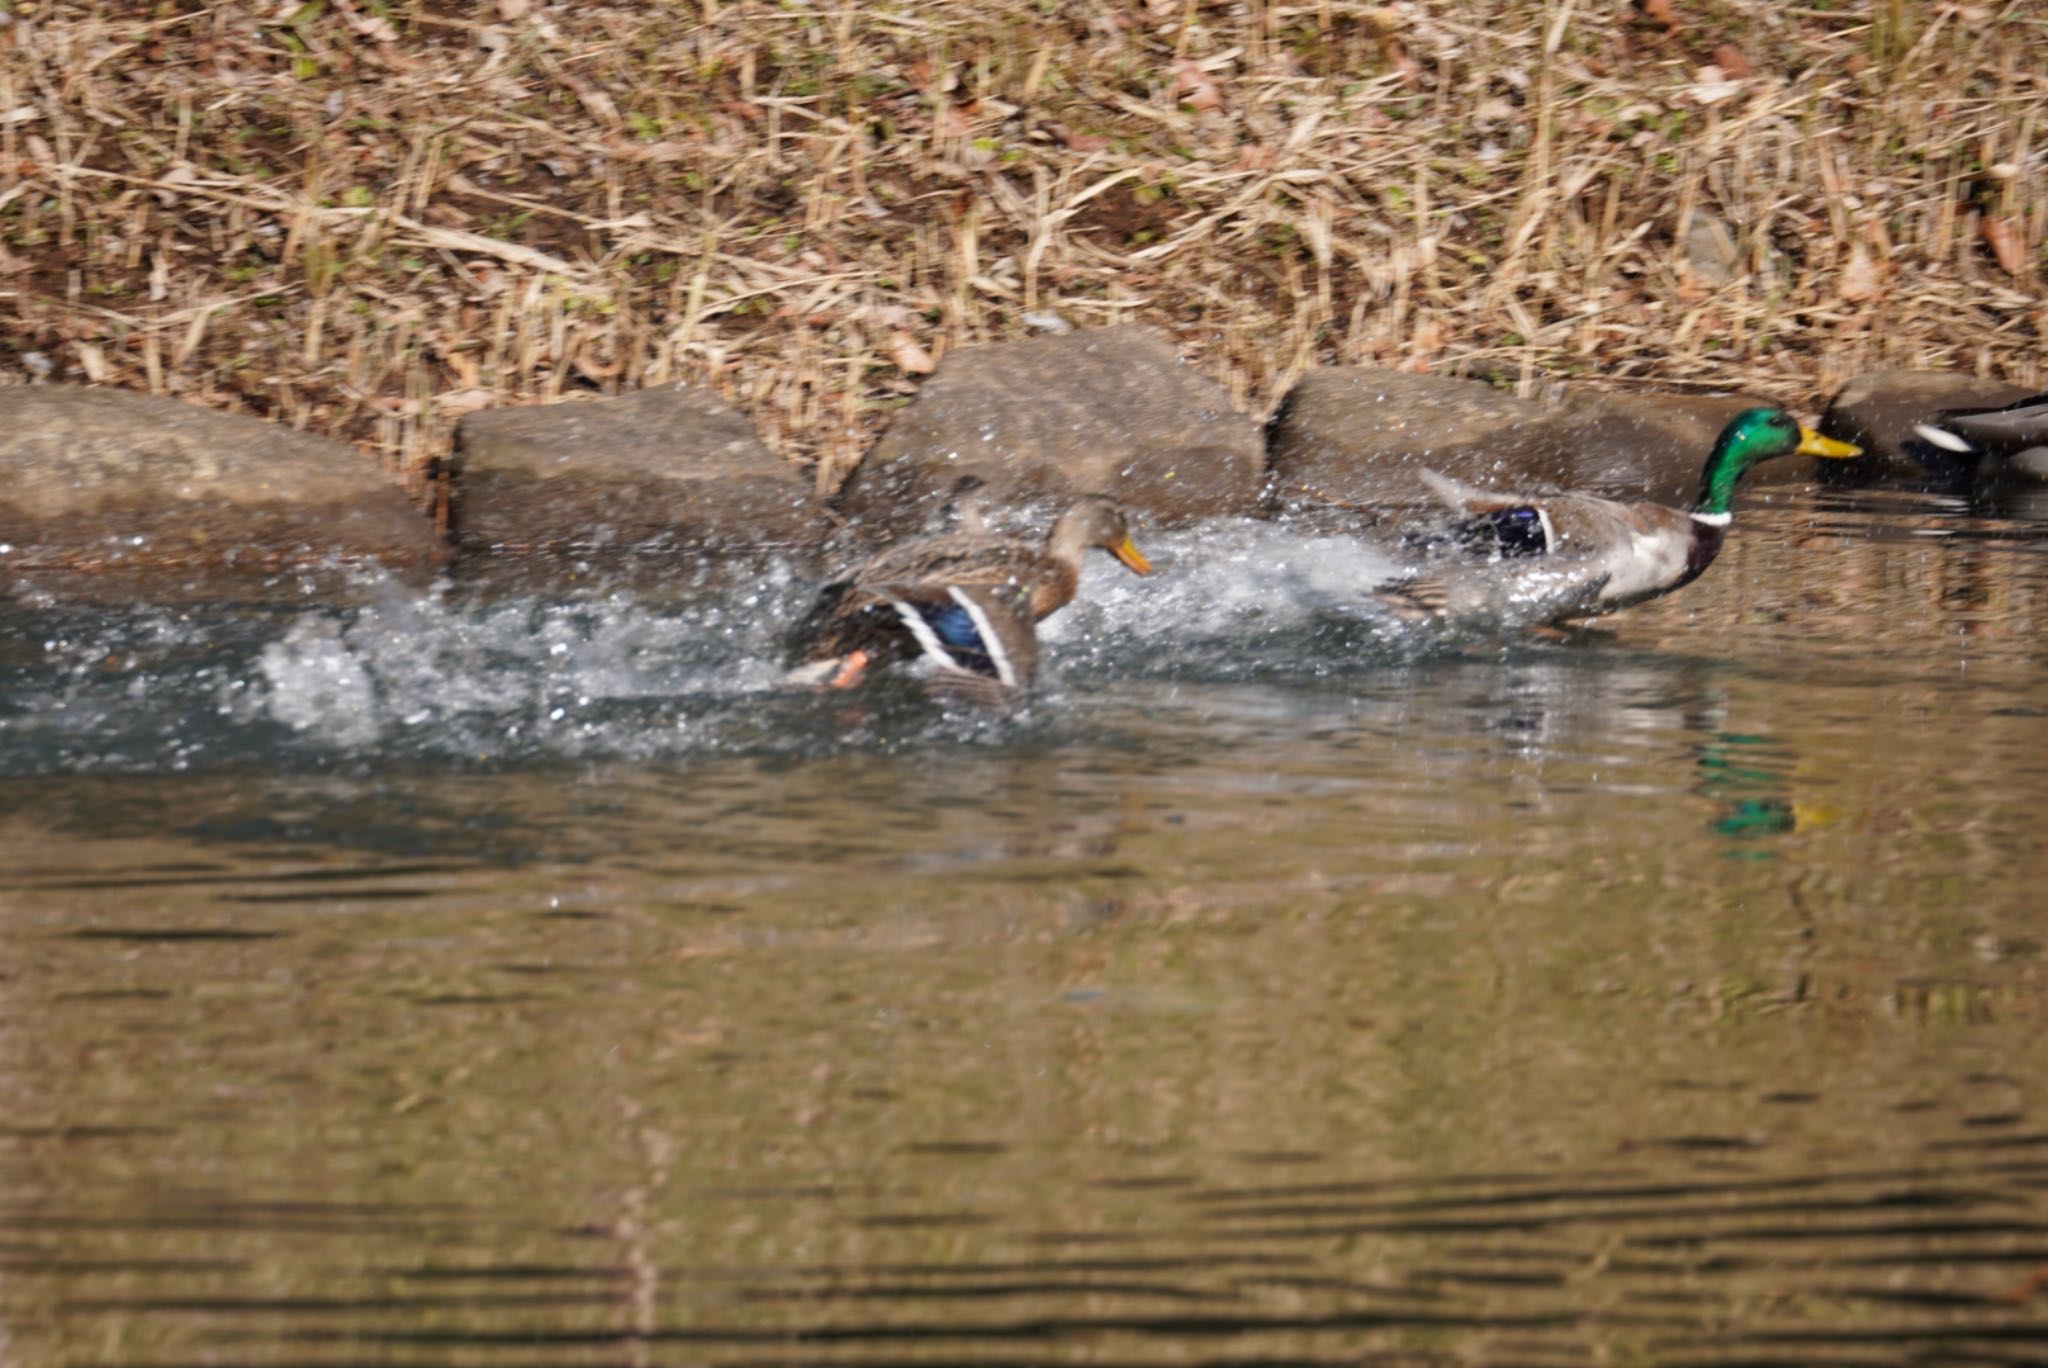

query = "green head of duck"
[[1693, 407, 1862, 519]]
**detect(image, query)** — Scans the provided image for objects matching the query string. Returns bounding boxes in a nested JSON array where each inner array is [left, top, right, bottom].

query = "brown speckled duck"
[[785, 496, 1152, 701]]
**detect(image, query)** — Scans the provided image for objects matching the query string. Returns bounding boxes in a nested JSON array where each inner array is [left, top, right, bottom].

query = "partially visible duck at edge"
[[1911, 392, 2048, 483]]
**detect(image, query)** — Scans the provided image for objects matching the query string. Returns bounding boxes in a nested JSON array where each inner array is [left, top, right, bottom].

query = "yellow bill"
[[1797, 427, 1863, 459], [1111, 535, 1154, 576], [1791, 802, 1844, 833]]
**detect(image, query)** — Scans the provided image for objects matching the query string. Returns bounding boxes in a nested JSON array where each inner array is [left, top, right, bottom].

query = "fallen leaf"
[[1713, 43, 1751, 78], [1839, 240, 1882, 301], [936, 101, 980, 138], [1981, 213, 2027, 275], [889, 331, 936, 375], [574, 84, 620, 128], [1684, 66, 1745, 106], [75, 342, 109, 383], [609, 138, 690, 164], [434, 387, 496, 417], [1684, 208, 1739, 288], [343, 9, 399, 43], [572, 349, 623, 383], [1171, 60, 1224, 113], [1382, 36, 1422, 87]]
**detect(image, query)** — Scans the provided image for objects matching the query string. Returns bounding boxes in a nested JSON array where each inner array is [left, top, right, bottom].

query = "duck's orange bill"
[[1798, 427, 1863, 459], [1112, 536, 1154, 576]]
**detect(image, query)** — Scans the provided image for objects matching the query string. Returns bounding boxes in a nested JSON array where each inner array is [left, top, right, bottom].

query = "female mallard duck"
[[1913, 392, 2048, 481], [786, 495, 1152, 700], [1383, 407, 1862, 621]]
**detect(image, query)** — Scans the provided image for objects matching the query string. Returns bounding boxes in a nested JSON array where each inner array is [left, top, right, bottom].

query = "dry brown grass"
[[2, 0, 2043, 508]]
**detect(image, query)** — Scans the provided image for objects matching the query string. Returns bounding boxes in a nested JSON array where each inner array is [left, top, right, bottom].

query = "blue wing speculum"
[[1457, 506, 1550, 557], [885, 588, 1026, 689]]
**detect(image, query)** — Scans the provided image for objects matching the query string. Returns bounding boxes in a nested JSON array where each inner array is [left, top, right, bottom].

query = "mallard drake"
[[1913, 392, 2048, 481], [1382, 407, 1862, 621], [786, 495, 1153, 700]]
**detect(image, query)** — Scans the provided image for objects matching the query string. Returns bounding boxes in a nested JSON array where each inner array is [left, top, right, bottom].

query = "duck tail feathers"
[[1417, 467, 1488, 511], [926, 669, 1027, 710], [1373, 575, 1453, 621]]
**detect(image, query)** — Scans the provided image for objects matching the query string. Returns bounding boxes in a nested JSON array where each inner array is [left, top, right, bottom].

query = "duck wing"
[[1420, 469, 1645, 566], [851, 533, 1040, 590], [789, 532, 1047, 668], [1414, 469, 1707, 615], [1375, 565, 1613, 626], [875, 581, 1040, 700]]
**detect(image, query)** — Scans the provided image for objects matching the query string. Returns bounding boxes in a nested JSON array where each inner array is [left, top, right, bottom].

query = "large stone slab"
[[835, 327, 1263, 538], [1266, 370, 1540, 515], [454, 385, 821, 554], [0, 385, 441, 579], [1266, 368, 1794, 516], [1819, 369, 2038, 483]]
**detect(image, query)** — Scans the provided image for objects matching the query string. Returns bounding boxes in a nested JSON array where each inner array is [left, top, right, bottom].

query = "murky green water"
[[5, 486, 2048, 1366]]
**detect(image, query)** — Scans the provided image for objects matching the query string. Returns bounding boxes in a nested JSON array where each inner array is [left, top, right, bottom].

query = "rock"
[[1819, 369, 2039, 483], [454, 385, 821, 554], [1265, 368, 1785, 516], [0, 385, 441, 583], [1265, 370, 1543, 514], [1683, 209, 1741, 288], [835, 327, 1263, 538]]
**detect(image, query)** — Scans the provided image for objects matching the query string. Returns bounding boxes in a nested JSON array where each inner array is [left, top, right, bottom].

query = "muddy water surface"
[[4, 487, 2047, 1366]]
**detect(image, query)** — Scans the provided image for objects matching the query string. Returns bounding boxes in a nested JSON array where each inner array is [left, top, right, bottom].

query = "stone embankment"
[[0, 327, 2034, 600]]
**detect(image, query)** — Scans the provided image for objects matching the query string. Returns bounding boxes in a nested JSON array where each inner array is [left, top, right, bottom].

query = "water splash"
[[0, 523, 1569, 775], [1050, 519, 1591, 678], [239, 573, 807, 764], [1048, 521, 1408, 680]]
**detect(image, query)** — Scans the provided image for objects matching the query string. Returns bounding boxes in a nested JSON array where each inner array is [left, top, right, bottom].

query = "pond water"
[[4, 484, 2047, 1367]]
